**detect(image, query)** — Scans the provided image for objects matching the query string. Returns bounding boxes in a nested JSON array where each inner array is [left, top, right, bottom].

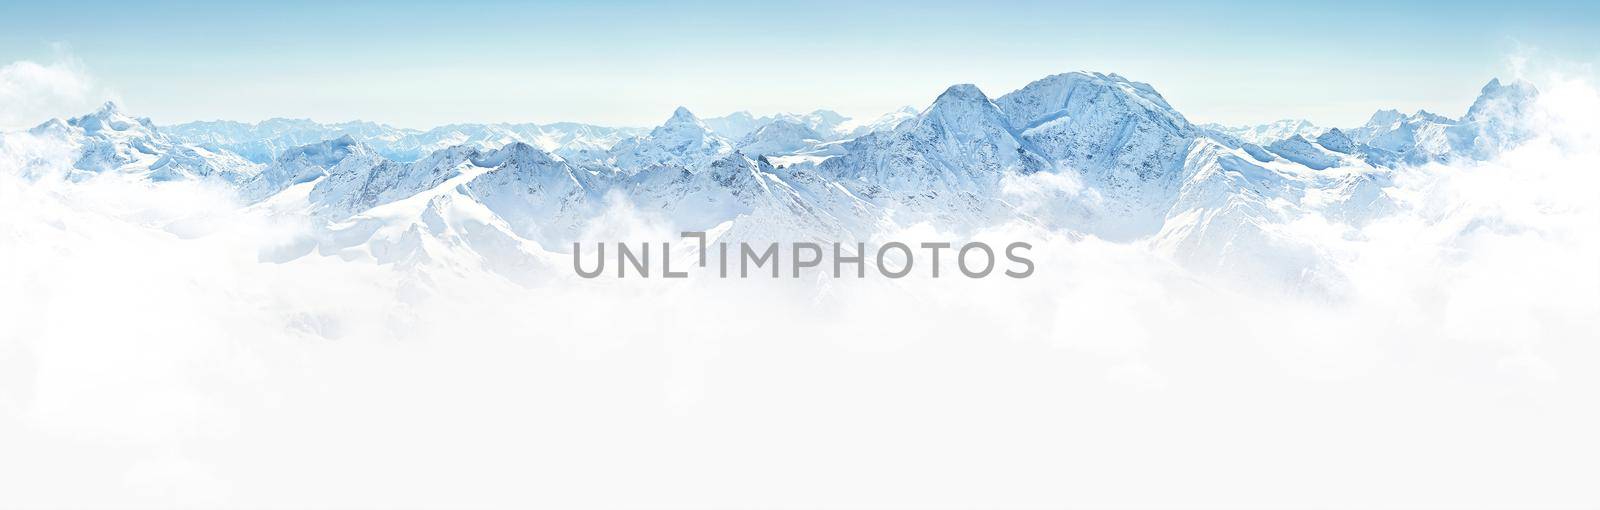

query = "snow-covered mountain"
[[704, 109, 851, 141], [165, 118, 645, 164], [700, 111, 764, 140], [700, 107, 920, 158], [1202, 119, 1322, 145], [6, 72, 1540, 289], [819, 83, 1049, 229], [836, 106, 920, 139], [605, 107, 734, 174], [1146, 79, 1538, 289], [1342, 79, 1537, 165], [736, 119, 826, 157], [21, 102, 258, 182], [1202, 78, 1538, 168], [995, 72, 1199, 237]]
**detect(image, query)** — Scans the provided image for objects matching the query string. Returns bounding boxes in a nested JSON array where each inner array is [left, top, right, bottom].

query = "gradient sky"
[[3, 0, 1597, 129]]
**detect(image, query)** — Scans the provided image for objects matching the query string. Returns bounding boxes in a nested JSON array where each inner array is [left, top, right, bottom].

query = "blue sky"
[[2, 0, 1597, 128]]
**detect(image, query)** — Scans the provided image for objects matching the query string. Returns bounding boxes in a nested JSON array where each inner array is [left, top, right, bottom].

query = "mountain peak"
[[1480, 78, 1503, 94], [996, 71, 1192, 135], [920, 84, 1014, 136], [710, 149, 756, 166], [66, 101, 128, 124], [477, 141, 561, 168], [936, 84, 990, 103], [656, 106, 715, 134], [28, 117, 70, 136], [669, 106, 700, 123], [1476, 77, 1537, 99], [65, 100, 153, 135], [1316, 128, 1356, 154], [1362, 109, 1407, 128], [806, 109, 847, 125], [609, 106, 732, 173], [1466, 77, 1538, 123]]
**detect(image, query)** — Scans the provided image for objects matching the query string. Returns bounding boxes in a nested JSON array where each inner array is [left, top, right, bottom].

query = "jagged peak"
[[1412, 109, 1454, 123], [1474, 77, 1538, 99], [650, 106, 717, 138], [1362, 108, 1454, 128], [919, 84, 1013, 131], [76, 101, 136, 123], [935, 83, 990, 103], [1480, 78, 1507, 94], [1466, 77, 1539, 123], [1315, 128, 1356, 154], [457, 141, 564, 172], [668, 106, 700, 124], [922, 85, 1008, 123], [410, 143, 484, 166], [1365, 109, 1405, 126], [499, 140, 538, 152], [491, 141, 559, 163], [705, 151, 762, 180], [65, 100, 152, 134], [710, 150, 756, 165]]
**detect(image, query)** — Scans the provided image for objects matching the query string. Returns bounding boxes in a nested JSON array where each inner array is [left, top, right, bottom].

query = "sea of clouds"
[[1, 61, 1597, 509]]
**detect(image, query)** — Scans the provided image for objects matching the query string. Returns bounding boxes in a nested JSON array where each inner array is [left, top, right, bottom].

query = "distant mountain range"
[[3, 72, 1538, 289], [161, 117, 649, 164], [156, 105, 923, 166]]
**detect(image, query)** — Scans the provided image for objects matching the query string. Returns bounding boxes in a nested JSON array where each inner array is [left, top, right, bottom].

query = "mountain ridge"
[[6, 71, 1540, 288]]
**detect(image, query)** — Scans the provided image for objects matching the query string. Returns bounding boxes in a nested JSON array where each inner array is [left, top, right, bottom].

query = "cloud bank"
[[0, 57, 117, 130], [1, 67, 1597, 509]]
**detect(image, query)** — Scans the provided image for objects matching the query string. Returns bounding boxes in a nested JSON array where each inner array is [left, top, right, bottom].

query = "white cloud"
[[0, 57, 116, 130]]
